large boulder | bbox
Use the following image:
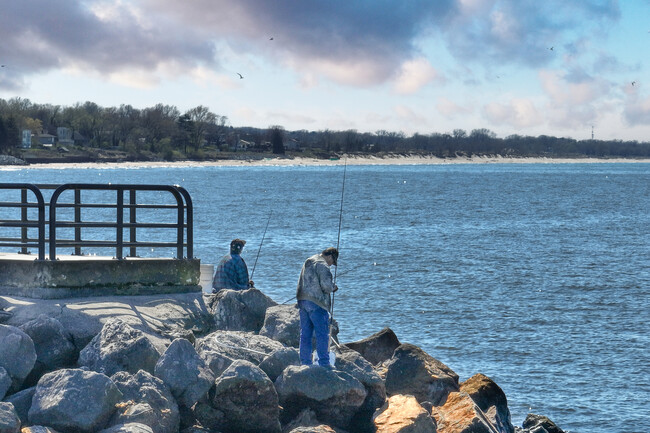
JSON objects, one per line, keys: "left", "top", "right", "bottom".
{"left": 196, "top": 330, "right": 285, "bottom": 374}
{"left": 109, "top": 370, "right": 180, "bottom": 433}
{"left": 210, "top": 360, "right": 281, "bottom": 433}
{"left": 259, "top": 304, "right": 301, "bottom": 347}
{"left": 373, "top": 394, "right": 436, "bottom": 433}
{"left": 0, "top": 402, "right": 21, "bottom": 433}
{"left": 0, "top": 368, "right": 10, "bottom": 401}
{"left": 431, "top": 392, "right": 499, "bottom": 433}
{"left": 334, "top": 348, "right": 386, "bottom": 431}
{"left": 98, "top": 423, "right": 154, "bottom": 433}
{"left": 28, "top": 368, "right": 123, "bottom": 433}
{"left": 78, "top": 318, "right": 161, "bottom": 376}
{"left": 344, "top": 328, "right": 401, "bottom": 366}
{"left": 379, "top": 343, "right": 459, "bottom": 405}
{"left": 207, "top": 288, "right": 277, "bottom": 332}
{"left": 3, "top": 387, "right": 35, "bottom": 425}
{"left": 275, "top": 365, "right": 367, "bottom": 430}
{"left": 258, "top": 347, "right": 300, "bottom": 382}
{"left": 282, "top": 409, "right": 342, "bottom": 433}
{"left": 19, "top": 315, "right": 77, "bottom": 387}
{"left": 154, "top": 338, "right": 215, "bottom": 408}
{"left": 0, "top": 324, "right": 37, "bottom": 392}
{"left": 461, "top": 373, "right": 514, "bottom": 433}
{"left": 520, "top": 414, "right": 565, "bottom": 433}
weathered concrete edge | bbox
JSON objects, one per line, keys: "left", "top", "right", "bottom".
{"left": 0, "top": 258, "right": 201, "bottom": 299}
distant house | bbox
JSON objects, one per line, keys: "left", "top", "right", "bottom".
{"left": 37, "top": 134, "right": 56, "bottom": 147}
{"left": 285, "top": 138, "right": 301, "bottom": 151}
{"left": 235, "top": 139, "right": 253, "bottom": 151}
{"left": 57, "top": 127, "right": 75, "bottom": 146}
{"left": 21, "top": 130, "right": 32, "bottom": 148}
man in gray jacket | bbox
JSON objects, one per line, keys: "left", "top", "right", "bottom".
{"left": 296, "top": 247, "right": 339, "bottom": 366}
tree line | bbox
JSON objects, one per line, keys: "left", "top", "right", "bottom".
{"left": 1, "top": 97, "right": 649, "bottom": 159}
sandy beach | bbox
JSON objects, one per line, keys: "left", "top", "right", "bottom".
{"left": 10, "top": 154, "right": 650, "bottom": 170}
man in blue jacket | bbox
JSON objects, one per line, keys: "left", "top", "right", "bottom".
{"left": 296, "top": 247, "right": 339, "bottom": 366}
{"left": 212, "top": 239, "right": 254, "bottom": 292}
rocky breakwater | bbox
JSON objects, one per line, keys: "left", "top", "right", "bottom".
{"left": 0, "top": 288, "right": 567, "bottom": 433}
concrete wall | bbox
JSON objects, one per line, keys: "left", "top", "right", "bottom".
{"left": 0, "top": 257, "right": 201, "bottom": 299}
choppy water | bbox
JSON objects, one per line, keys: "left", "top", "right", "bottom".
{"left": 3, "top": 162, "right": 649, "bottom": 433}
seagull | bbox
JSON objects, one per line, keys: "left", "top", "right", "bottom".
{"left": 632, "top": 81, "right": 636, "bottom": 86}
{"left": 237, "top": 73, "right": 243, "bottom": 79}
{"left": 269, "top": 37, "right": 274, "bottom": 40}
{"left": 549, "top": 46, "right": 554, "bottom": 51}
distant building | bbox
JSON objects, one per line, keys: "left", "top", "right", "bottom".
{"left": 57, "top": 127, "right": 74, "bottom": 146}
{"left": 21, "top": 130, "right": 31, "bottom": 148}
{"left": 37, "top": 134, "right": 56, "bottom": 147}
{"left": 235, "top": 139, "right": 253, "bottom": 151}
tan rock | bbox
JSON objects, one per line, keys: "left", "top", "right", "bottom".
{"left": 374, "top": 394, "right": 436, "bottom": 433}
{"left": 431, "top": 392, "right": 499, "bottom": 433}
{"left": 460, "top": 373, "right": 513, "bottom": 433}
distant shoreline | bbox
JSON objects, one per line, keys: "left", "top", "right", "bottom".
{"left": 6, "top": 154, "right": 650, "bottom": 169}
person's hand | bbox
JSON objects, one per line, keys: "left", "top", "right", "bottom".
{"left": 248, "top": 280, "right": 255, "bottom": 288}
{"left": 333, "top": 285, "right": 339, "bottom": 293}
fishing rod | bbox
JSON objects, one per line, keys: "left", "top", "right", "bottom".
{"left": 330, "top": 157, "right": 347, "bottom": 337}
{"left": 250, "top": 211, "right": 272, "bottom": 282}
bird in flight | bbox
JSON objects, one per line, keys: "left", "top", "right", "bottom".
{"left": 269, "top": 37, "right": 274, "bottom": 40}
{"left": 632, "top": 81, "right": 636, "bottom": 86}
{"left": 237, "top": 73, "right": 243, "bottom": 79}
{"left": 549, "top": 46, "right": 554, "bottom": 51}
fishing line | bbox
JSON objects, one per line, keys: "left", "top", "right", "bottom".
{"left": 250, "top": 211, "right": 272, "bottom": 281}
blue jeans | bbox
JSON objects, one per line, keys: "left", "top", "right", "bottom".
{"left": 298, "top": 300, "right": 330, "bottom": 366}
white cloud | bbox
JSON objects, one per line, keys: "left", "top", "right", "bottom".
{"left": 394, "top": 58, "right": 443, "bottom": 94}
{"left": 483, "top": 99, "right": 542, "bottom": 128}
{"left": 436, "top": 97, "right": 473, "bottom": 118}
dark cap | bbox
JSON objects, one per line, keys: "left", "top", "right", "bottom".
{"left": 230, "top": 239, "right": 246, "bottom": 253}
{"left": 322, "top": 247, "right": 338, "bottom": 265}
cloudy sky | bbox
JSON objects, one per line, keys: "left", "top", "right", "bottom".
{"left": 1, "top": 0, "right": 648, "bottom": 141}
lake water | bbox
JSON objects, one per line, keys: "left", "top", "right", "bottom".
{"left": 3, "top": 162, "right": 649, "bottom": 433}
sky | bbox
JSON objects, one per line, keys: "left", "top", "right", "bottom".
{"left": 0, "top": 0, "right": 649, "bottom": 141}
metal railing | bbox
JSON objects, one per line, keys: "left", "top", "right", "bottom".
{"left": 0, "top": 183, "right": 193, "bottom": 260}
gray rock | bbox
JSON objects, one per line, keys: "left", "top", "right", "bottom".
{"left": 275, "top": 365, "right": 367, "bottom": 430}
{"left": 197, "top": 330, "right": 285, "bottom": 372}
{"left": 521, "top": 414, "right": 565, "bottom": 433}
{"left": 209, "top": 360, "right": 281, "bottom": 433}
{"left": 3, "top": 387, "right": 35, "bottom": 425}
{"left": 78, "top": 318, "right": 161, "bottom": 376}
{"left": 109, "top": 370, "right": 180, "bottom": 433}
{"left": 283, "top": 408, "right": 348, "bottom": 433}
{"left": 207, "top": 288, "right": 277, "bottom": 332}
{"left": 154, "top": 338, "right": 215, "bottom": 408}
{"left": 191, "top": 402, "right": 225, "bottom": 432}
{"left": 259, "top": 304, "right": 301, "bottom": 347}
{"left": 19, "top": 315, "right": 77, "bottom": 386}
{"left": 0, "top": 402, "right": 20, "bottom": 433}
{"left": 334, "top": 348, "right": 386, "bottom": 432}
{"left": 258, "top": 347, "right": 300, "bottom": 382}
{"left": 379, "top": 343, "right": 459, "bottom": 405}
{"left": 0, "top": 367, "right": 10, "bottom": 401}
{"left": 28, "top": 368, "right": 123, "bottom": 433}
{"left": 343, "top": 327, "right": 401, "bottom": 366}
{"left": 98, "top": 422, "right": 154, "bottom": 433}
{"left": 0, "top": 324, "right": 37, "bottom": 392}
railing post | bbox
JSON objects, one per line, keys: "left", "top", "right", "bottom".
{"left": 20, "top": 189, "right": 28, "bottom": 255}
{"left": 74, "top": 188, "right": 82, "bottom": 255}
{"left": 116, "top": 188, "right": 124, "bottom": 259}
{"left": 129, "top": 189, "right": 137, "bottom": 257}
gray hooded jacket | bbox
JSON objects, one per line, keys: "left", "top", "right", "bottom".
{"left": 296, "top": 253, "right": 335, "bottom": 311}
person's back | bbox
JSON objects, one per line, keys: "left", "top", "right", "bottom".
{"left": 212, "top": 239, "right": 253, "bottom": 292}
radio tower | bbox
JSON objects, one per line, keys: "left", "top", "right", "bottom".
{"left": 591, "top": 125, "right": 594, "bottom": 140}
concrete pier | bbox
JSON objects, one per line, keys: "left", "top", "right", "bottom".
{"left": 0, "top": 252, "right": 202, "bottom": 299}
